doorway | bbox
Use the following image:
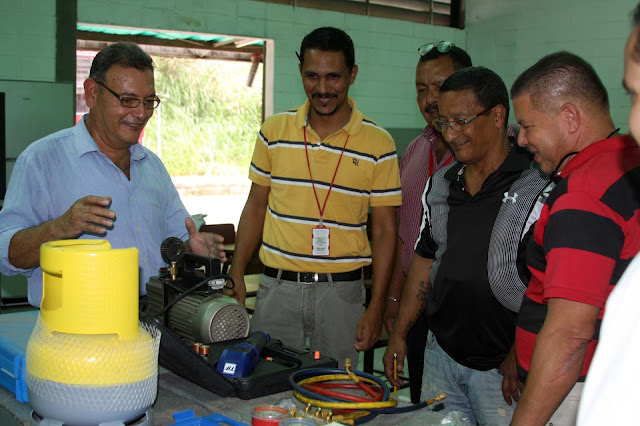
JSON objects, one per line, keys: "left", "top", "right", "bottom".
{"left": 76, "top": 24, "right": 274, "bottom": 228}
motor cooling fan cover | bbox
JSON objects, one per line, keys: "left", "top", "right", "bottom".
{"left": 168, "top": 293, "right": 250, "bottom": 343}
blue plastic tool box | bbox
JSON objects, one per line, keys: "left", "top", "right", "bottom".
{"left": 0, "top": 310, "right": 39, "bottom": 403}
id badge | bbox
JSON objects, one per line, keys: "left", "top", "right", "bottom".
{"left": 312, "top": 226, "right": 330, "bottom": 256}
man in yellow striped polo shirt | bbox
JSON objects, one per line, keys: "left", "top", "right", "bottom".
{"left": 230, "top": 27, "right": 401, "bottom": 367}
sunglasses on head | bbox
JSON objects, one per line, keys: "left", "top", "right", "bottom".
{"left": 418, "top": 41, "right": 455, "bottom": 56}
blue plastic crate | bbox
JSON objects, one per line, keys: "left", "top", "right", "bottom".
{"left": 0, "top": 310, "right": 38, "bottom": 403}
{"left": 170, "top": 409, "right": 248, "bottom": 425}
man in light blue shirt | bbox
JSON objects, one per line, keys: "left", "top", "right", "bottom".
{"left": 0, "top": 42, "right": 226, "bottom": 307}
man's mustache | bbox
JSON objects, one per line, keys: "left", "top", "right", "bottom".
{"left": 312, "top": 93, "right": 338, "bottom": 99}
{"left": 426, "top": 102, "right": 438, "bottom": 113}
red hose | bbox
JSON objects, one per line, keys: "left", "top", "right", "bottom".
{"left": 302, "top": 383, "right": 383, "bottom": 402}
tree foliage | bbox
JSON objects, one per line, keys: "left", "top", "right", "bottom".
{"left": 143, "top": 56, "right": 262, "bottom": 176}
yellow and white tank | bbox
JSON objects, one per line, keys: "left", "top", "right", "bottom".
{"left": 26, "top": 240, "right": 161, "bottom": 425}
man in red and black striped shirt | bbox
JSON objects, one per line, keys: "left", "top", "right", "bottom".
{"left": 510, "top": 52, "right": 640, "bottom": 425}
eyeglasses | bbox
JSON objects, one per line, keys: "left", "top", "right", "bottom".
{"left": 433, "top": 106, "right": 495, "bottom": 133}
{"left": 418, "top": 41, "right": 455, "bottom": 57}
{"left": 94, "top": 80, "right": 161, "bottom": 109}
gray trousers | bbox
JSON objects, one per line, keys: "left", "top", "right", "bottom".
{"left": 250, "top": 272, "right": 364, "bottom": 368}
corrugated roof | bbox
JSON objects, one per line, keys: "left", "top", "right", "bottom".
{"left": 76, "top": 24, "right": 264, "bottom": 46}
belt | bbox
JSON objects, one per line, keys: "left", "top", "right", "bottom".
{"left": 263, "top": 266, "right": 362, "bottom": 283}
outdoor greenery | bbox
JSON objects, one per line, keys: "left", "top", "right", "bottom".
{"left": 143, "top": 56, "right": 263, "bottom": 176}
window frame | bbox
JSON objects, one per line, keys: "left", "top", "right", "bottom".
{"left": 255, "top": 0, "right": 465, "bottom": 28}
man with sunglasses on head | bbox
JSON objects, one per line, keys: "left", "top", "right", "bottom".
{"left": 384, "top": 67, "right": 547, "bottom": 424}
{"left": 383, "top": 41, "right": 518, "bottom": 404}
{"left": 0, "top": 42, "right": 225, "bottom": 307}
{"left": 383, "top": 40, "right": 468, "bottom": 404}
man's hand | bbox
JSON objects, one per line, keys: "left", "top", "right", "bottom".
{"left": 498, "top": 344, "right": 523, "bottom": 405}
{"left": 184, "top": 217, "right": 227, "bottom": 262}
{"left": 54, "top": 196, "right": 115, "bottom": 238}
{"left": 354, "top": 305, "right": 383, "bottom": 352}
{"left": 8, "top": 195, "right": 115, "bottom": 269}
{"left": 229, "top": 275, "right": 247, "bottom": 305}
{"left": 383, "top": 298, "right": 400, "bottom": 334}
{"left": 383, "top": 333, "right": 407, "bottom": 387}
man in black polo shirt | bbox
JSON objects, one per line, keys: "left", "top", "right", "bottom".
{"left": 383, "top": 67, "right": 547, "bottom": 425}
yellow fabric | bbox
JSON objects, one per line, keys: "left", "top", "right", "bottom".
{"left": 249, "top": 98, "right": 401, "bottom": 273}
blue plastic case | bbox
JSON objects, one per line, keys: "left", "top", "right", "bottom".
{"left": 0, "top": 310, "right": 39, "bottom": 403}
{"left": 170, "top": 409, "right": 248, "bottom": 425}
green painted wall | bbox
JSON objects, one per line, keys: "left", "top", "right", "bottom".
{"left": 0, "top": 0, "right": 637, "bottom": 151}
{"left": 466, "top": 0, "right": 637, "bottom": 134}
{"left": 0, "top": 0, "right": 57, "bottom": 81}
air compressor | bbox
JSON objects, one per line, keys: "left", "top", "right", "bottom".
{"left": 144, "top": 237, "right": 250, "bottom": 343}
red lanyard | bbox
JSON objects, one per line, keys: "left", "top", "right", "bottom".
{"left": 428, "top": 145, "right": 454, "bottom": 177}
{"left": 303, "top": 127, "right": 349, "bottom": 224}
{"left": 429, "top": 152, "right": 436, "bottom": 177}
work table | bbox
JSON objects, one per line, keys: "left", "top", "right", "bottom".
{"left": 0, "top": 365, "right": 452, "bottom": 425}
{"left": 0, "top": 311, "right": 450, "bottom": 425}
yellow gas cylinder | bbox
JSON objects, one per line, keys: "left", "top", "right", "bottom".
{"left": 26, "top": 240, "right": 161, "bottom": 425}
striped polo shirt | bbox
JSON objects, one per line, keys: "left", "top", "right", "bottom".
{"left": 516, "top": 135, "right": 640, "bottom": 381}
{"left": 249, "top": 97, "right": 402, "bottom": 273}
